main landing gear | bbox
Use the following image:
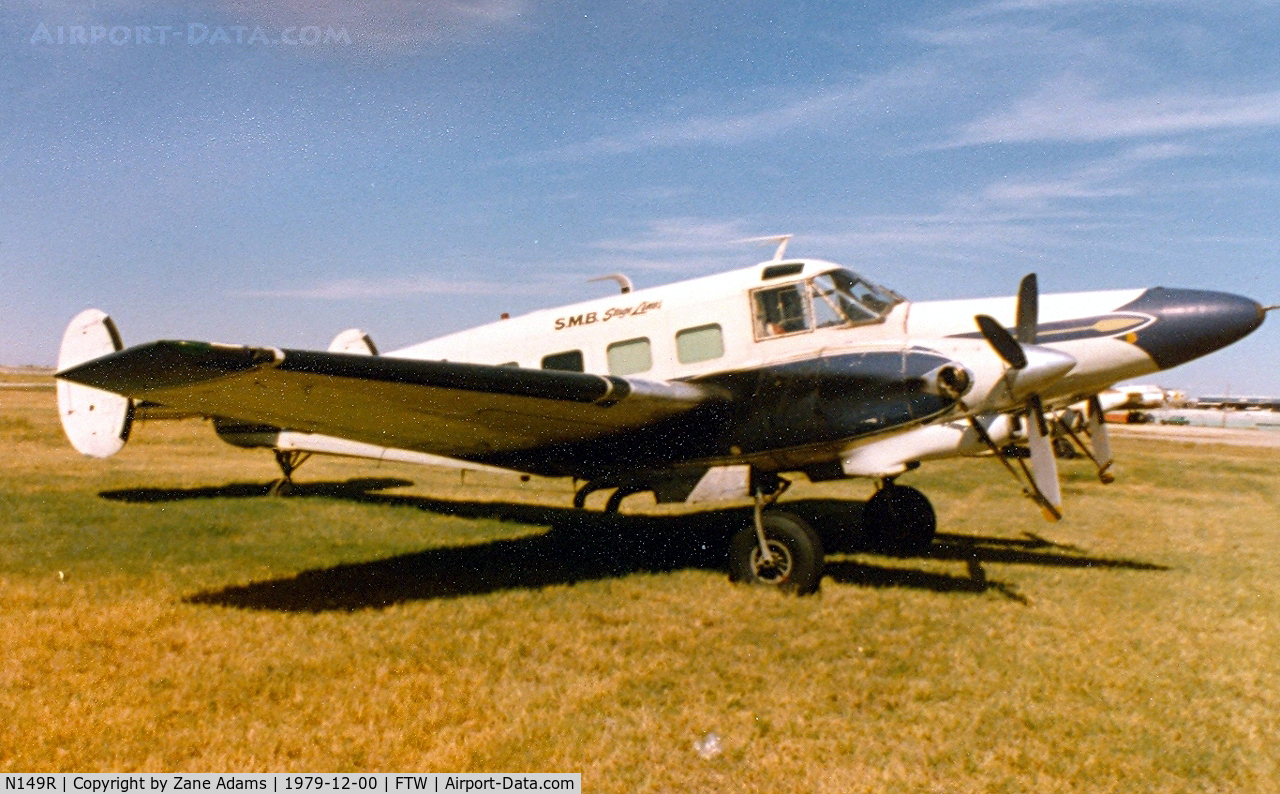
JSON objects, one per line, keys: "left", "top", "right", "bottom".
{"left": 571, "top": 480, "right": 644, "bottom": 513}
{"left": 572, "top": 468, "right": 940, "bottom": 595}
{"left": 725, "top": 473, "right": 939, "bottom": 593}
{"left": 727, "top": 474, "right": 824, "bottom": 595}
{"left": 862, "top": 479, "right": 937, "bottom": 555}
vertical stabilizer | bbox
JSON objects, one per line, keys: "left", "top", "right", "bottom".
{"left": 328, "top": 328, "right": 378, "bottom": 355}
{"left": 56, "top": 309, "right": 133, "bottom": 458}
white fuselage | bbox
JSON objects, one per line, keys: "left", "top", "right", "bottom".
{"left": 391, "top": 259, "right": 1159, "bottom": 410}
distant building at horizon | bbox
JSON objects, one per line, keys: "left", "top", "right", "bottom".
{"left": 1194, "top": 395, "right": 1280, "bottom": 411}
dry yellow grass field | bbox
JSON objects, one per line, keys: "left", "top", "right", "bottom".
{"left": 3, "top": 378, "right": 1279, "bottom": 791}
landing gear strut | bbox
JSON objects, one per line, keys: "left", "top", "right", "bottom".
{"left": 728, "top": 474, "right": 824, "bottom": 595}
{"left": 863, "top": 479, "right": 936, "bottom": 555}
{"left": 572, "top": 481, "right": 642, "bottom": 513}
{"left": 269, "top": 449, "right": 311, "bottom": 496}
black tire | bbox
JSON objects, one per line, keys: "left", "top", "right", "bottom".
{"left": 863, "top": 485, "right": 936, "bottom": 555}
{"left": 728, "top": 512, "right": 824, "bottom": 595}
{"left": 604, "top": 486, "right": 641, "bottom": 513}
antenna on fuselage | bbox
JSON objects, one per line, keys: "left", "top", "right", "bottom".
{"left": 588, "top": 273, "right": 633, "bottom": 294}
{"left": 739, "top": 234, "right": 794, "bottom": 261}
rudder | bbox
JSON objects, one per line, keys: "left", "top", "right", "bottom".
{"left": 56, "top": 309, "right": 133, "bottom": 458}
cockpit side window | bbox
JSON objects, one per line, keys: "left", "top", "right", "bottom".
{"left": 752, "top": 283, "right": 812, "bottom": 339}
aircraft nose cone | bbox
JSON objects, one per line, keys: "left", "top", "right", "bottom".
{"left": 1119, "top": 288, "right": 1265, "bottom": 370}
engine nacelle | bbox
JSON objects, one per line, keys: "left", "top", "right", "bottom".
{"left": 841, "top": 415, "right": 1014, "bottom": 478}
{"left": 212, "top": 417, "right": 283, "bottom": 449}
{"left": 919, "top": 362, "right": 973, "bottom": 401}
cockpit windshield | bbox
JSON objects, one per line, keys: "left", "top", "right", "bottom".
{"left": 809, "top": 269, "right": 901, "bottom": 328}
{"left": 751, "top": 268, "right": 902, "bottom": 339}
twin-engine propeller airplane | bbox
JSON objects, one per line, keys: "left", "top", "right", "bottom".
{"left": 55, "top": 238, "right": 1269, "bottom": 594}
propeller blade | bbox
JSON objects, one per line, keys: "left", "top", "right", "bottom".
{"left": 1026, "top": 395, "right": 1062, "bottom": 520}
{"left": 1086, "top": 395, "right": 1114, "bottom": 480}
{"left": 976, "top": 314, "right": 1027, "bottom": 370}
{"left": 1016, "top": 273, "right": 1038, "bottom": 345}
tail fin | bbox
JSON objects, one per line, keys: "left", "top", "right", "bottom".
{"left": 328, "top": 328, "right": 378, "bottom": 355}
{"left": 56, "top": 309, "right": 133, "bottom": 458}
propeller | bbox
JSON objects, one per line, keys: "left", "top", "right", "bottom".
{"left": 974, "top": 274, "right": 1071, "bottom": 521}
{"left": 1015, "top": 273, "right": 1038, "bottom": 344}
{"left": 975, "top": 315, "right": 1026, "bottom": 370}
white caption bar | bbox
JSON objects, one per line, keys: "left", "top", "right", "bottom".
{"left": 2, "top": 776, "right": 580, "bottom": 794}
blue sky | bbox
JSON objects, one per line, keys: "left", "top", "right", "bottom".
{"left": 3, "top": 0, "right": 1278, "bottom": 395}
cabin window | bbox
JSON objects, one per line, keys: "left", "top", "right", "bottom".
{"left": 751, "top": 283, "right": 811, "bottom": 339}
{"left": 607, "top": 337, "right": 652, "bottom": 375}
{"left": 541, "top": 350, "right": 584, "bottom": 372}
{"left": 676, "top": 324, "right": 724, "bottom": 364}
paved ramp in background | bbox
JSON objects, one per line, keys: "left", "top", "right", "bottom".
{"left": 1110, "top": 423, "right": 1280, "bottom": 448}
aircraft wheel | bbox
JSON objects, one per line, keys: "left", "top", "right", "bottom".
{"left": 729, "top": 512, "right": 823, "bottom": 595}
{"left": 864, "top": 485, "right": 936, "bottom": 555}
{"left": 269, "top": 479, "right": 295, "bottom": 497}
{"left": 604, "top": 486, "right": 642, "bottom": 513}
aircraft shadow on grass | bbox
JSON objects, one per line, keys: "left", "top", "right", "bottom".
{"left": 101, "top": 478, "right": 1167, "bottom": 612}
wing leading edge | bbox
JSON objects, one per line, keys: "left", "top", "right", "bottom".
{"left": 56, "top": 340, "right": 724, "bottom": 459}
